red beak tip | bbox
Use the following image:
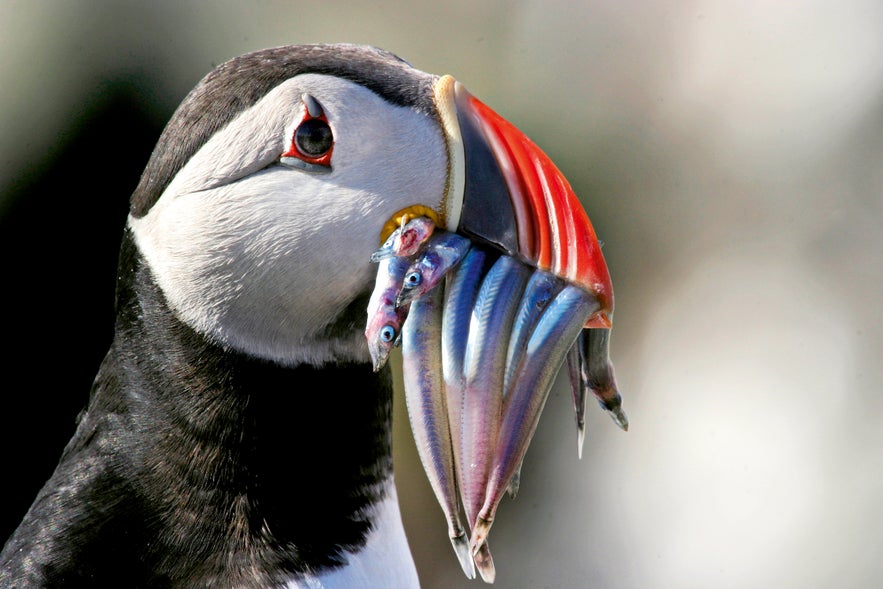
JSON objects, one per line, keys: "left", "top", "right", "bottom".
{"left": 443, "top": 77, "right": 615, "bottom": 318}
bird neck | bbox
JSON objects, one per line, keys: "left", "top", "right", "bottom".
{"left": 64, "top": 232, "right": 397, "bottom": 586}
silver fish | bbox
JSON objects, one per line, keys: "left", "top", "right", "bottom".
{"left": 566, "top": 342, "right": 588, "bottom": 458}
{"left": 442, "top": 248, "right": 529, "bottom": 583}
{"left": 573, "top": 328, "right": 628, "bottom": 435}
{"left": 459, "top": 255, "right": 530, "bottom": 581}
{"left": 501, "top": 271, "right": 563, "bottom": 498}
{"left": 440, "top": 247, "right": 498, "bottom": 582}
{"left": 376, "top": 241, "right": 618, "bottom": 581}
{"left": 369, "top": 216, "right": 435, "bottom": 262}
{"left": 567, "top": 327, "right": 628, "bottom": 459}
{"left": 441, "top": 248, "right": 488, "bottom": 489}
{"left": 471, "top": 284, "right": 600, "bottom": 556}
{"left": 365, "top": 219, "right": 436, "bottom": 371}
{"left": 503, "top": 271, "right": 565, "bottom": 397}
{"left": 400, "top": 286, "right": 475, "bottom": 579}
{"left": 365, "top": 253, "right": 411, "bottom": 372}
{"left": 396, "top": 232, "right": 471, "bottom": 307}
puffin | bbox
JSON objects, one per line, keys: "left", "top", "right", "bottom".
{"left": 0, "top": 44, "right": 612, "bottom": 588}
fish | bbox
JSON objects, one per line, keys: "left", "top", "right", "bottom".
{"left": 566, "top": 342, "right": 588, "bottom": 458}
{"left": 458, "top": 256, "right": 530, "bottom": 581}
{"left": 396, "top": 231, "right": 472, "bottom": 307}
{"left": 573, "top": 328, "right": 628, "bottom": 435}
{"left": 439, "top": 247, "right": 498, "bottom": 582}
{"left": 441, "top": 248, "right": 489, "bottom": 488}
{"left": 365, "top": 253, "right": 411, "bottom": 372}
{"left": 400, "top": 285, "right": 475, "bottom": 579}
{"left": 471, "top": 284, "right": 601, "bottom": 557}
{"left": 368, "top": 235, "right": 625, "bottom": 581}
{"left": 567, "top": 326, "right": 628, "bottom": 458}
{"left": 503, "top": 271, "right": 565, "bottom": 397}
{"left": 365, "top": 218, "right": 436, "bottom": 371}
{"left": 501, "top": 270, "right": 563, "bottom": 498}
{"left": 369, "top": 215, "right": 435, "bottom": 262}
{"left": 438, "top": 248, "right": 491, "bottom": 573}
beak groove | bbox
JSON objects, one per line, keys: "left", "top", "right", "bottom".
{"left": 434, "top": 76, "right": 614, "bottom": 326}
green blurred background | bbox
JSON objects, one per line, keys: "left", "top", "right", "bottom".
{"left": 1, "top": 1, "right": 880, "bottom": 587}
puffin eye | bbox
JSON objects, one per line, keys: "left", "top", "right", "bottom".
{"left": 404, "top": 272, "right": 422, "bottom": 288}
{"left": 280, "top": 94, "right": 334, "bottom": 173}
{"left": 379, "top": 325, "right": 396, "bottom": 343}
{"left": 295, "top": 119, "right": 333, "bottom": 157}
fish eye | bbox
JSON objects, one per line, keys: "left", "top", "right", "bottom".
{"left": 404, "top": 271, "right": 422, "bottom": 288}
{"left": 379, "top": 325, "right": 396, "bottom": 343}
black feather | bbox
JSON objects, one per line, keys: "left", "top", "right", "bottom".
{"left": 129, "top": 44, "right": 438, "bottom": 218}
{"left": 1, "top": 231, "right": 395, "bottom": 588}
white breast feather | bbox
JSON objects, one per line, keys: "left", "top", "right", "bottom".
{"left": 288, "top": 481, "right": 420, "bottom": 589}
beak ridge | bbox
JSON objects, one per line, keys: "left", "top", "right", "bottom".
{"left": 436, "top": 77, "right": 614, "bottom": 326}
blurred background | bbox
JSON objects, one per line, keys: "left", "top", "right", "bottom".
{"left": 1, "top": 1, "right": 880, "bottom": 587}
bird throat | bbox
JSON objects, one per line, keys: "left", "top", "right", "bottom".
{"left": 78, "top": 232, "right": 398, "bottom": 584}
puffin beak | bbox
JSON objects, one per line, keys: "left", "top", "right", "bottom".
{"left": 381, "top": 76, "right": 616, "bottom": 581}
{"left": 434, "top": 76, "right": 613, "bottom": 327}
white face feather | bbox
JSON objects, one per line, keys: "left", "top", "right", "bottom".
{"left": 129, "top": 74, "right": 447, "bottom": 366}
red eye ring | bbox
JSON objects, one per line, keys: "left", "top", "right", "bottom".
{"left": 281, "top": 95, "right": 334, "bottom": 172}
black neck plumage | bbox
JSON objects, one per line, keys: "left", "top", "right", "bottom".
{"left": 1, "top": 230, "right": 393, "bottom": 588}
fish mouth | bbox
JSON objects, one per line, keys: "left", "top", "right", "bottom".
{"left": 433, "top": 75, "right": 613, "bottom": 328}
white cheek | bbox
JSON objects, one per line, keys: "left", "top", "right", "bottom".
{"left": 131, "top": 172, "right": 373, "bottom": 365}
{"left": 130, "top": 75, "right": 447, "bottom": 367}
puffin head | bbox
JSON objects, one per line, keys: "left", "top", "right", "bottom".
{"left": 128, "top": 44, "right": 611, "bottom": 368}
